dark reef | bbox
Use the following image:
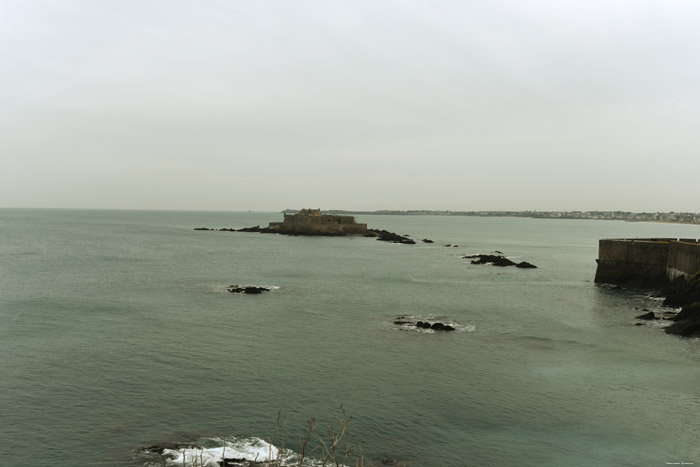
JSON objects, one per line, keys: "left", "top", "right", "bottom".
{"left": 194, "top": 226, "right": 417, "bottom": 243}
{"left": 368, "top": 229, "right": 415, "bottom": 244}
{"left": 227, "top": 285, "right": 270, "bottom": 294}
{"left": 464, "top": 254, "right": 537, "bottom": 269}
{"left": 393, "top": 317, "right": 456, "bottom": 331}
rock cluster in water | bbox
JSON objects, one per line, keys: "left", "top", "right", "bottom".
{"left": 195, "top": 226, "right": 416, "bottom": 243}
{"left": 227, "top": 285, "right": 270, "bottom": 294}
{"left": 464, "top": 254, "right": 537, "bottom": 269}
{"left": 393, "top": 317, "right": 456, "bottom": 331}
{"left": 367, "top": 229, "right": 415, "bottom": 244}
{"left": 624, "top": 273, "right": 700, "bottom": 337}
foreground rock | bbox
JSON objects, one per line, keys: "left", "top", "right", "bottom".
{"left": 464, "top": 254, "right": 537, "bottom": 269}
{"left": 227, "top": 285, "right": 270, "bottom": 294}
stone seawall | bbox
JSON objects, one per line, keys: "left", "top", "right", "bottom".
{"left": 267, "top": 221, "right": 369, "bottom": 235}
{"left": 667, "top": 241, "right": 700, "bottom": 280}
{"left": 595, "top": 239, "right": 700, "bottom": 287}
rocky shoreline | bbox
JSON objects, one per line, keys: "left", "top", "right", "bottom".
{"left": 657, "top": 273, "right": 700, "bottom": 337}
{"left": 614, "top": 273, "right": 700, "bottom": 338}
{"left": 195, "top": 226, "right": 416, "bottom": 244}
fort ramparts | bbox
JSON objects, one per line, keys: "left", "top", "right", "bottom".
{"left": 594, "top": 238, "right": 700, "bottom": 287}
{"left": 267, "top": 208, "right": 370, "bottom": 235}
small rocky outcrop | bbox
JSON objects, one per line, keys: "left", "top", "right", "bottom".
{"left": 394, "top": 317, "right": 455, "bottom": 331}
{"left": 635, "top": 311, "right": 657, "bottom": 320}
{"left": 227, "top": 285, "right": 270, "bottom": 294}
{"left": 430, "top": 322, "right": 455, "bottom": 331}
{"left": 369, "top": 229, "right": 416, "bottom": 244}
{"left": 464, "top": 254, "right": 537, "bottom": 269}
{"left": 235, "top": 225, "right": 267, "bottom": 233}
{"left": 422, "top": 238, "right": 434, "bottom": 243}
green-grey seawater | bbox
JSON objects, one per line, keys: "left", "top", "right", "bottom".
{"left": 2, "top": 209, "right": 699, "bottom": 466}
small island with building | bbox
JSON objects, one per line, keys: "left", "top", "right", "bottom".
{"left": 267, "top": 208, "right": 371, "bottom": 236}
{"left": 196, "top": 209, "right": 416, "bottom": 244}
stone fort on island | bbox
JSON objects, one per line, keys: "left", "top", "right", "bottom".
{"left": 267, "top": 209, "right": 370, "bottom": 235}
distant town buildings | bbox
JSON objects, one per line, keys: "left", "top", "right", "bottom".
{"left": 304, "top": 210, "right": 700, "bottom": 225}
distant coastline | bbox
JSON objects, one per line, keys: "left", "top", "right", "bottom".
{"left": 288, "top": 210, "right": 700, "bottom": 225}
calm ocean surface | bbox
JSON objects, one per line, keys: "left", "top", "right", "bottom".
{"left": 2, "top": 209, "right": 700, "bottom": 467}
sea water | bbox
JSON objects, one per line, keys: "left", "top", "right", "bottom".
{"left": 1, "top": 209, "right": 699, "bottom": 467}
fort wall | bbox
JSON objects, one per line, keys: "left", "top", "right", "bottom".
{"left": 667, "top": 241, "right": 700, "bottom": 280}
{"left": 595, "top": 239, "right": 700, "bottom": 286}
{"left": 267, "top": 210, "right": 369, "bottom": 235}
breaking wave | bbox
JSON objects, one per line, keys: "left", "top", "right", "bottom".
{"left": 137, "top": 436, "right": 325, "bottom": 467}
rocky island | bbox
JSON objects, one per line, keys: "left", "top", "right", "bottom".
{"left": 197, "top": 209, "right": 415, "bottom": 244}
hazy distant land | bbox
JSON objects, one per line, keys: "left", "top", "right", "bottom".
{"left": 283, "top": 210, "right": 700, "bottom": 225}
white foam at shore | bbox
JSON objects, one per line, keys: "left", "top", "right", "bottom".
{"left": 144, "top": 436, "right": 324, "bottom": 467}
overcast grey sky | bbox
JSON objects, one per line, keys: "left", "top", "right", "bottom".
{"left": 2, "top": 0, "right": 699, "bottom": 212}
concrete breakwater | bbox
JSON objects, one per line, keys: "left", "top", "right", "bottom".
{"left": 594, "top": 238, "right": 700, "bottom": 287}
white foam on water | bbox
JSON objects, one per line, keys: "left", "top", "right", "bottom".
{"left": 146, "top": 436, "right": 323, "bottom": 467}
